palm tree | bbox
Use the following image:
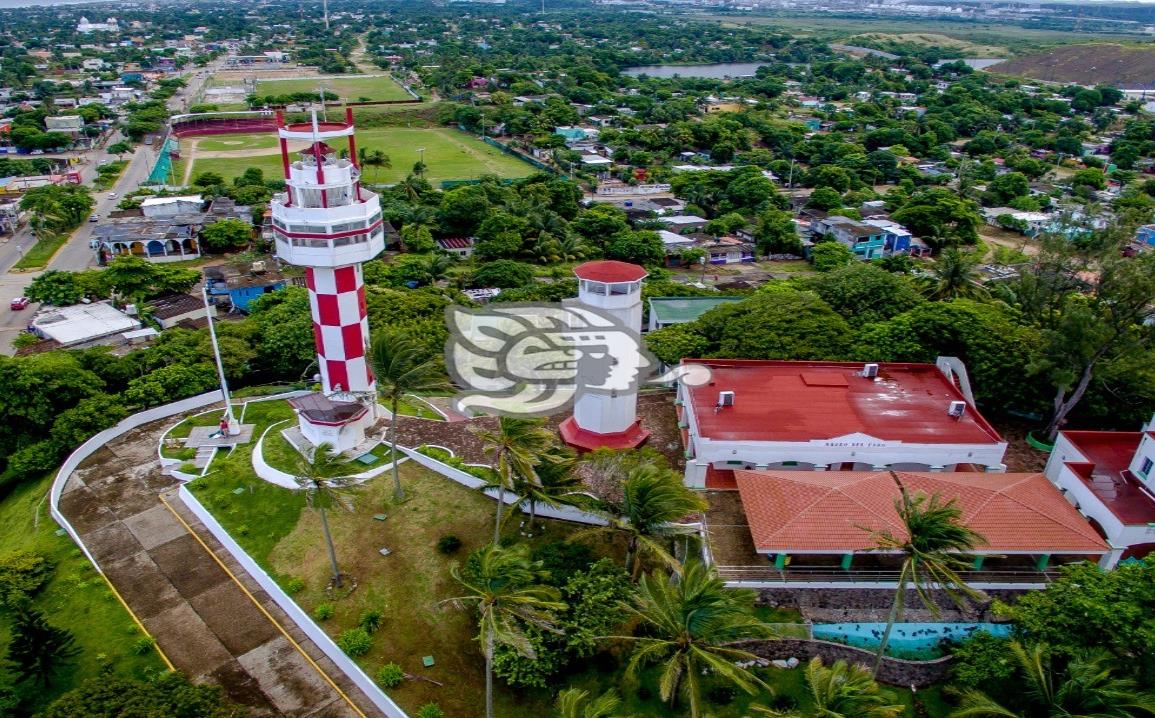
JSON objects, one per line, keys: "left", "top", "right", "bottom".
{"left": 358, "top": 148, "right": 391, "bottom": 183}
{"left": 573, "top": 464, "right": 708, "bottom": 580}
{"left": 470, "top": 417, "right": 556, "bottom": 545}
{"left": 867, "top": 483, "right": 987, "bottom": 676}
{"left": 617, "top": 561, "right": 775, "bottom": 718}
{"left": 442, "top": 544, "right": 565, "bottom": 718}
{"left": 367, "top": 328, "right": 449, "bottom": 502}
{"left": 754, "top": 657, "right": 904, "bottom": 718}
{"left": 951, "top": 643, "right": 1155, "bottom": 717}
{"left": 922, "top": 248, "right": 989, "bottom": 301}
{"left": 293, "top": 442, "right": 355, "bottom": 588}
{"left": 511, "top": 449, "right": 583, "bottom": 532}
{"left": 556, "top": 688, "right": 622, "bottom": 718}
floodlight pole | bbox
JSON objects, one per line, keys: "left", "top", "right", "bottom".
{"left": 203, "top": 284, "right": 240, "bottom": 435}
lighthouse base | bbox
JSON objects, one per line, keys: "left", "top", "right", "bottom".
{"left": 559, "top": 416, "right": 650, "bottom": 452}
{"left": 288, "top": 393, "right": 372, "bottom": 455}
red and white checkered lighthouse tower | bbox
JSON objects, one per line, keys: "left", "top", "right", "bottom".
{"left": 272, "top": 108, "right": 386, "bottom": 453}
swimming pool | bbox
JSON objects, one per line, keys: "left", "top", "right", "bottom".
{"left": 810, "top": 622, "right": 1012, "bottom": 660}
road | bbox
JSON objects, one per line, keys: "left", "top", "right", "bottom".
{"left": 0, "top": 63, "right": 217, "bottom": 354}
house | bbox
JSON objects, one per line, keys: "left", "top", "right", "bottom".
{"left": 701, "top": 236, "right": 755, "bottom": 265}
{"left": 580, "top": 154, "right": 612, "bottom": 168}
{"left": 658, "top": 215, "right": 708, "bottom": 234}
{"left": 1134, "top": 224, "right": 1155, "bottom": 248}
{"left": 45, "top": 115, "right": 85, "bottom": 136}
{"left": 676, "top": 358, "right": 1008, "bottom": 487}
{"left": 647, "top": 296, "right": 745, "bottom": 331}
{"left": 658, "top": 229, "right": 695, "bottom": 263}
{"left": 204, "top": 261, "right": 292, "bottom": 313}
{"left": 983, "top": 207, "right": 1050, "bottom": 237}
{"left": 148, "top": 293, "right": 214, "bottom": 329}
{"left": 140, "top": 195, "right": 204, "bottom": 218}
{"left": 30, "top": 301, "right": 139, "bottom": 347}
{"left": 811, "top": 216, "right": 886, "bottom": 259}
{"left": 862, "top": 218, "right": 914, "bottom": 255}
{"left": 94, "top": 216, "right": 202, "bottom": 264}
{"left": 1045, "top": 418, "right": 1155, "bottom": 569}
{"left": 436, "top": 236, "right": 474, "bottom": 257}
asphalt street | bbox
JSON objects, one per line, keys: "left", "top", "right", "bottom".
{"left": 0, "top": 65, "right": 215, "bottom": 354}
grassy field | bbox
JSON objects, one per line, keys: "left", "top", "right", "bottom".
{"left": 0, "top": 473, "right": 166, "bottom": 712}
{"left": 188, "top": 127, "right": 534, "bottom": 186}
{"left": 847, "top": 32, "right": 1008, "bottom": 56}
{"left": 196, "top": 134, "right": 280, "bottom": 152}
{"left": 12, "top": 229, "right": 70, "bottom": 270}
{"left": 256, "top": 75, "right": 411, "bottom": 102}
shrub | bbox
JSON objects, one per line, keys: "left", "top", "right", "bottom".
{"left": 0, "top": 551, "right": 56, "bottom": 606}
{"left": 132, "top": 637, "right": 155, "bottom": 655}
{"left": 706, "top": 685, "right": 737, "bottom": 705}
{"left": 337, "top": 628, "right": 373, "bottom": 657}
{"left": 313, "top": 603, "right": 335, "bottom": 621}
{"left": 416, "top": 703, "right": 444, "bottom": 718}
{"left": 284, "top": 577, "right": 305, "bottom": 594}
{"left": 768, "top": 694, "right": 798, "bottom": 711}
{"left": 436, "top": 535, "right": 462, "bottom": 555}
{"left": 359, "top": 609, "right": 383, "bottom": 634}
{"left": 531, "top": 541, "right": 594, "bottom": 583}
{"left": 376, "top": 662, "right": 405, "bottom": 688}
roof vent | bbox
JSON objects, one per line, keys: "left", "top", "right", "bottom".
{"left": 715, "top": 390, "right": 735, "bottom": 412}
{"left": 862, "top": 363, "right": 879, "bottom": 378}
{"left": 948, "top": 400, "right": 967, "bottom": 419}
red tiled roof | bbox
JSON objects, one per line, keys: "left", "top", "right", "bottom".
{"left": 573, "top": 260, "right": 647, "bottom": 283}
{"left": 734, "top": 470, "right": 1107, "bottom": 554}
{"left": 436, "top": 237, "right": 474, "bottom": 250}
{"left": 684, "top": 359, "right": 1004, "bottom": 445}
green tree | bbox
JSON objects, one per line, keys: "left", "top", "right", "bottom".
{"left": 806, "top": 263, "right": 922, "bottom": 326}
{"left": 921, "top": 248, "right": 988, "bottom": 300}
{"left": 951, "top": 643, "right": 1155, "bottom": 718}
{"left": 755, "top": 208, "right": 801, "bottom": 255}
{"left": 891, "top": 188, "right": 981, "bottom": 248}
{"left": 24, "top": 270, "right": 82, "bottom": 306}
{"left": 511, "top": 449, "right": 582, "bottom": 530}
{"left": 471, "top": 417, "right": 557, "bottom": 545}
{"left": 200, "top": 218, "right": 252, "bottom": 251}
{"left": 293, "top": 442, "right": 355, "bottom": 588}
{"left": 617, "top": 561, "right": 773, "bottom": 718}
{"left": 606, "top": 230, "right": 664, "bottom": 266}
{"left": 867, "top": 486, "right": 986, "bottom": 675}
{"left": 367, "top": 328, "right": 448, "bottom": 501}
{"left": 5, "top": 606, "right": 80, "bottom": 687}
{"left": 574, "top": 464, "right": 707, "bottom": 580}
{"left": 806, "top": 187, "right": 844, "bottom": 211}
{"left": 754, "top": 657, "right": 903, "bottom": 718}
{"left": 471, "top": 260, "right": 536, "bottom": 289}
{"left": 400, "top": 223, "right": 437, "bottom": 254}
{"left": 985, "top": 172, "right": 1030, "bottom": 205}
{"left": 811, "top": 242, "right": 854, "bottom": 272}
{"left": 357, "top": 148, "right": 390, "bottom": 183}
{"left": 41, "top": 673, "right": 245, "bottom": 718}
{"left": 106, "top": 141, "right": 132, "bottom": 160}
{"left": 443, "top": 544, "right": 564, "bottom": 718}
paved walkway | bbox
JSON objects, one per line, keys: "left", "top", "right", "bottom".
{"left": 57, "top": 416, "right": 383, "bottom": 717}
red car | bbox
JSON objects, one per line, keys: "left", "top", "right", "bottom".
{"left": 10, "top": 297, "right": 29, "bottom": 310}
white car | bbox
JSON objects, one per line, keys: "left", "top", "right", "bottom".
{"left": 108, "top": 192, "right": 118, "bottom": 199}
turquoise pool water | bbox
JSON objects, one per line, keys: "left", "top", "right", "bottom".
{"left": 811, "top": 622, "right": 1012, "bottom": 659}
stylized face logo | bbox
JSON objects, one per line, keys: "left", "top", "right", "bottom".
{"left": 445, "top": 303, "right": 663, "bottom": 417}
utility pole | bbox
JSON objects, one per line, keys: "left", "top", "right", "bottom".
{"left": 323, "top": 0, "right": 330, "bottom": 31}
{"left": 202, "top": 285, "right": 240, "bottom": 436}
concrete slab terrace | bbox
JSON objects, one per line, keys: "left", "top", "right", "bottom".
{"left": 56, "top": 414, "right": 379, "bottom": 717}
{"left": 185, "top": 424, "right": 256, "bottom": 448}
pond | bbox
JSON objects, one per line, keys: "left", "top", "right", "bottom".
{"left": 623, "top": 62, "right": 770, "bottom": 79}
{"left": 811, "top": 622, "right": 1013, "bottom": 660}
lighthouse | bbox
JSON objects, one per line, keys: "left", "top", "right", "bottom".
{"left": 559, "top": 260, "right": 651, "bottom": 451}
{"left": 272, "top": 108, "right": 386, "bottom": 453}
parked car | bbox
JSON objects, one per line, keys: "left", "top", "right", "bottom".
{"left": 108, "top": 192, "right": 118, "bottom": 199}
{"left": 10, "top": 297, "right": 29, "bottom": 310}
{"left": 89, "top": 214, "right": 99, "bottom": 222}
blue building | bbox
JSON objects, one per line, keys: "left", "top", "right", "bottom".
{"left": 203, "top": 262, "right": 294, "bottom": 313}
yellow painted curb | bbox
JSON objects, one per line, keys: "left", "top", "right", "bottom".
{"left": 99, "top": 570, "right": 176, "bottom": 672}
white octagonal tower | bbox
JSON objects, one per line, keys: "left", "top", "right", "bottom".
{"left": 559, "top": 260, "right": 651, "bottom": 451}
{"left": 272, "top": 108, "right": 386, "bottom": 453}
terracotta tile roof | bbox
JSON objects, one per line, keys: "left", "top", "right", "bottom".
{"left": 734, "top": 470, "right": 1107, "bottom": 554}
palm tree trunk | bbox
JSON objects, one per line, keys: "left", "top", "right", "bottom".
{"left": 493, "top": 485, "right": 504, "bottom": 546}
{"left": 318, "top": 508, "right": 342, "bottom": 588}
{"left": 390, "top": 397, "right": 404, "bottom": 501}
{"left": 627, "top": 535, "right": 640, "bottom": 581}
{"left": 485, "top": 630, "right": 495, "bottom": 718}
{"left": 873, "top": 566, "right": 908, "bottom": 677}
{"left": 529, "top": 499, "right": 537, "bottom": 530}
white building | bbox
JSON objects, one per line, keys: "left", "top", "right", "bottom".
{"left": 31, "top": 301, "right": 138, "bottom": 347}
{"left": 676, "top": 358, "right": 1008, "bottom": 488}
{"left": 77, "top": 16, "right": 119, "bottom": 33}
{"left": 141, "top": 195, "right": 204, "bottom": 218}
{"left": 1044, "top": 418, "right": 1155, "bottom": 569}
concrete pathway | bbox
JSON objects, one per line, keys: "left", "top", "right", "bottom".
{"left": 57, "top": 416, "right": 383, "bottom": 717}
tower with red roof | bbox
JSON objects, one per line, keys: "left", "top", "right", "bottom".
{"left": 272, "top": 109, "right": 385, "bottom": 452}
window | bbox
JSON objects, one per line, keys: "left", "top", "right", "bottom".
{"left": 1141, "top": 457, "right": 1153, "bottom": 477}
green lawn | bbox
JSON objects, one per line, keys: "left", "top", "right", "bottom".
{"left": 12, "top": 229, "right": 71, "bottom": 270}
{"left": 196, "top": 134, "right": 280, "bottom": 152}
{"left": 189, "top": 127, "right": 534, "bottom": 186}
{"left": 0, "top": 474, "right": 166, "bottom": 712}
{"left": 256, "top": 75, "right": 412, "bottom": 102}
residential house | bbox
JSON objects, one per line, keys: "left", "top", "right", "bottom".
{"left": 658, "top": 215, "right": 708, "bottom": 234}
{"left": 204, "top": 261, "right": 293, "bottom": 313}
{"left": 148, "top": 293, "right": 214, "bottom": 329}
{"left": 647, "top": 296, "right": 745, "bottom": 331}
{"left": 436, "top": 236, "right": 474, "bottom": 257}
{"left": 811, "top": 215, "right": 886, "bottom": 259}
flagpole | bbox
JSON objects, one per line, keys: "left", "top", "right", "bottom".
{"left": 203, "top": 284, "right": 239, "bottom": 435}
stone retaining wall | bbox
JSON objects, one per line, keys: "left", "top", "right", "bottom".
{"left": 756, "top": 587, "right": 1026, "bottom": 622}
{"left": 732, "top": 639, "right": 953, "bottom": 688}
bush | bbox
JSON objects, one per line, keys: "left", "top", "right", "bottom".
{"left": 469, "top": 259, "right": 536, "bottom": 289}
{"left": 706, "top": 685, "right": 737, "bottom": 705}
{"left": 5, "top": 441, "right": 64, "bottom": 484}
{"left": 284, "top": 577, "right": 305, "bottom": 594}
{"left": 950, "top": 631, "right": 1017, "bottom": 690}
{"left": 768, "top": 694, "right": 798, "bottom": 711}
{"left": 531, "top": 541, "right": 594, "bottom": 583}
{"left": 376, "top": 662, "right": 405, "bottom": 688}
{"left": 416, "top": 703, "right": 444, "bottom": 718}
{"left": 0, "top": 551, "right": 56, "bottom": 606}
{"left": 436, "top": 535, "right": 462, "bottom": 555}
{"left": 359, "top": 609, "right": 383, "bottom": 634}
{"left": 313, "top": 603, "right": 334, "bottom": 621}
{"left": 132, "top": 637, "right": 155, "bottom": 655}
{"left": 337, "top": 628, "right": 373, "bottom": 657}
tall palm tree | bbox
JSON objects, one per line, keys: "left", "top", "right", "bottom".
{"left": 922, "top": 248, "right": 989, "bottom": 301}
{"left": 616, "top": 561, "right": 774, "bottom": 718}
{"left": 293, "top": 441, "right": 355, "bottom": 588}
{"left": 367, "top": 328, "right": 449, "bottom": 502}
{"left": 951, "top": 642, "right": 1155, "bottom": 718}
{"left": 511, "top": 449, "right": 582, "bottom": 532}
{"left": 358, "top": 148, "right": 391, "bottom": 183}
{"left": 754, "top": 657, "right": 904, "bottom": 718}
{"left": 867, "top": 483, "right": 987, "bottom": 676}
{"left": 573, "top": 464, "right": 708, "bottom": 580}
{"left": 470, "top": 416, "right": 556, "bottom": 545}
{"left": 442, "top": 544, "right": 565, "bottom": 718}
{"left": 556, "top": 688, "right": 622, "bottom": 718}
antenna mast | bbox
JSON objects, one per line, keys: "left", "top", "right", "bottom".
{"left": 323, "top": 0, "right": 330, "bottom": 30}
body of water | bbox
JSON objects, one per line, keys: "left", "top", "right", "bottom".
{"left": 622, "top": 62, "right": 769, "bottom": 79}
{"left": 811, "top": 622, "right": 1012, "bottom": 660}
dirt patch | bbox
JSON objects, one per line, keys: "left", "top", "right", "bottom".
{"left": 991, "top": 43, "right": 1155, "bottom": 87}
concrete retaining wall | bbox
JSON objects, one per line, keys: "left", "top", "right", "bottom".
{"left": 755, "top": 587, "right": 1024, "bottom": 621}
{"left": 179, "top": 485, "right": 408, "bottom": 717}
{"left": 732, "top": 639, "right": 953, "bottom": 687}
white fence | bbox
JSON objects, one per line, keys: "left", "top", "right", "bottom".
{"left": 179, "top": 485, "right": 407, "bottom": 718}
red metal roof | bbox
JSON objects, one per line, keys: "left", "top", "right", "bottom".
{"left": 572, "top": 260, "right": 647, "bottom": 283}
{"left": 1062, "top": 431, "right": 1155, "bottom": 526}
{"left": 436, "top": 237, "right": 474, "bottom": 250}
{"left": 683, "top": 359, "right": 1004, "bottom": 445}
{"left": 734, "top": 470, "right": 1107, "bottom": 554}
